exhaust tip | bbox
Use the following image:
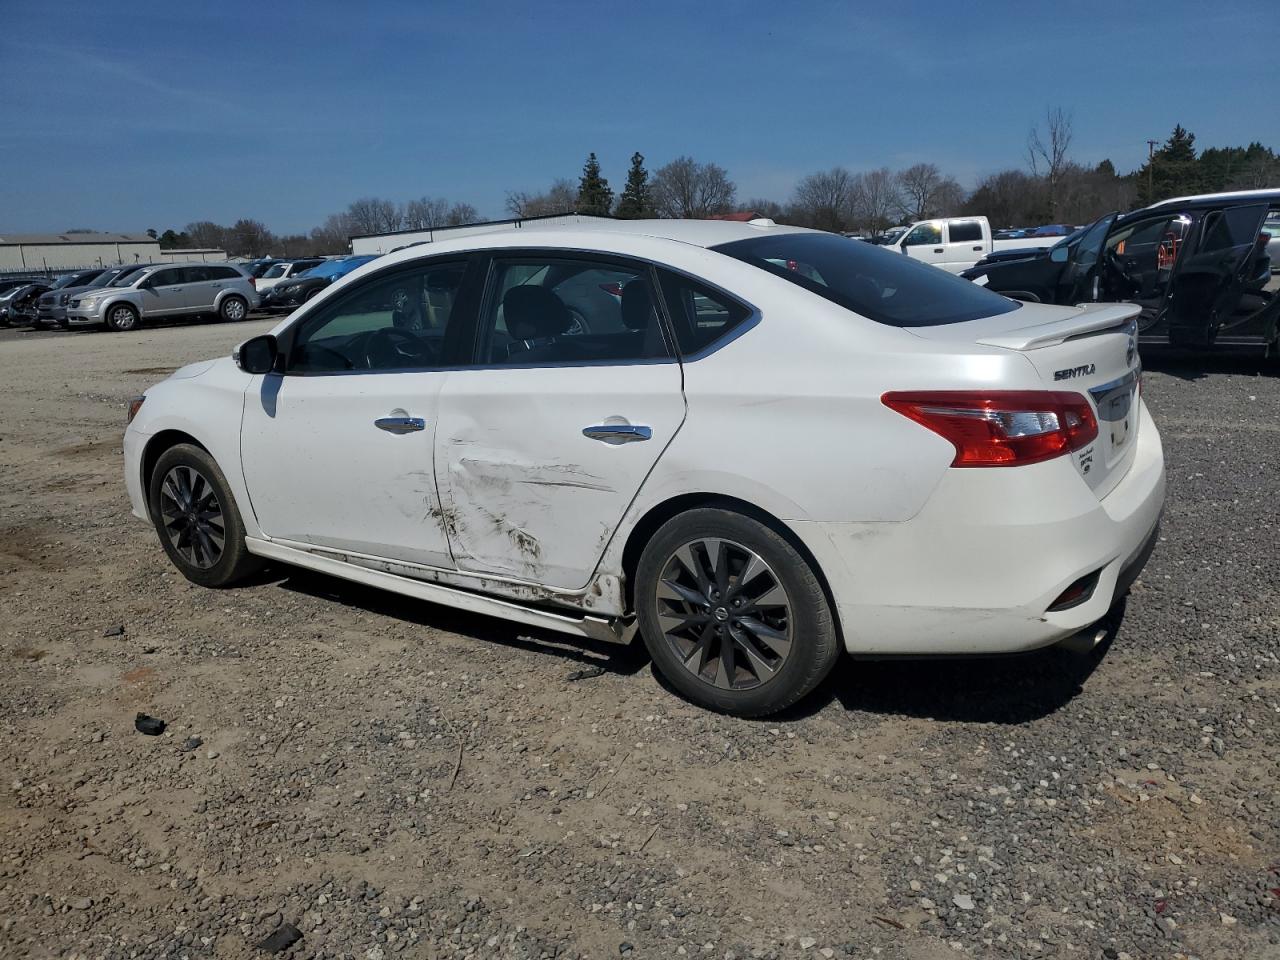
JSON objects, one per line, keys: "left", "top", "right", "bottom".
{"left": 1056, "top": 625, "right": 1109, "bottom": 655}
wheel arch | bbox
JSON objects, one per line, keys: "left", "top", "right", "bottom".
{"left": 617, "top": 492, "right": 844, "bottom": 646}
{"left": 140, "top": 429, "right": 211, "bottom": 517}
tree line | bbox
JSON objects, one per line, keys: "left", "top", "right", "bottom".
{"left": 150, "top": 114, "right": 1278, "bottom": 258}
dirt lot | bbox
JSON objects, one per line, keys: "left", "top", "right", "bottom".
{"left": 1, "top": 320, "right": 1277, "bottom": 960}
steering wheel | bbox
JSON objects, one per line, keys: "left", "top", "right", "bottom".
{"left": 364, "top": 327, "right": 433, "bottom": 368}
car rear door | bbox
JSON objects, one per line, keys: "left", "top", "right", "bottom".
{"left": 942, "top": 219, "right": 986, "bottom": 272}
{"left": 140, "top": 267, "right": 192, "bottom": 315}
{"left": 1166, "top": 203, "right": 1269, "bottom": 349}
{"left": 432, "top": 251, "right": 685, "bottom": 590}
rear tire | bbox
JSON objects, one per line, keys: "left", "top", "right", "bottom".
{"left": 105, "top": 303, "right": 139, "bottom": 332}
{"left": 148, "top": 443, "right": 263, "bottom": 588}
{"left": 219, "top": 295, "right": 248, "bottom": 322}
{"left": 635, "top": 508, "right": 840, "bottom": 717}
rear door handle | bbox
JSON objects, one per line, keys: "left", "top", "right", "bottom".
{"left": 375, "top": 416, "right": 425, "bottom": 434}
{"left": 583, "top": 424, "right": 652, "bottom": 444}
{"left": 932, "top": 248, "right": 944, "bottom": 253}
{"left": 973, "top": 246, "right": 983, "bottom": 251}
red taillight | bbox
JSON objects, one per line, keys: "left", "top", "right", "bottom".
{"left": 599, "top": 281, "right": 624, "bottom": 297}
{"left": 881, "top": 390, "right": 1098, "bottom": 467}
{"left": 249, "top": 277, "right": 257, "bottom": 289}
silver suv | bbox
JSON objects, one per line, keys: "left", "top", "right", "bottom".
{"left": 66, "top": 262, "right": 259, "bottom": 332}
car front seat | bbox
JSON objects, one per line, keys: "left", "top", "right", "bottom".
{"left": 619, "top": 278, "right": 668, "bottom": 358}
{"left": 503, "top": 285, "right": 585, "bottom": 363}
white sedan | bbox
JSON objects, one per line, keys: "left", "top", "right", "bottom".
{"left": 123, "top": 219, "right": 1165, "bottom": 716}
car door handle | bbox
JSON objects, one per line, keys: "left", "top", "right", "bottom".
{"left": 933, "top": 248, "right": 944, "bottom": 253}
{"left": 583, "top": 424, "right": 652, "bottom": 444}
{"left": 375, "top": 416, "right": 426, "bottom": 434}
{"left": 973, "top": 246, "right": 983, "bottom": 251}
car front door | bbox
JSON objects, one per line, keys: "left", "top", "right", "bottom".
{"left": 240, "top": 258, "right": 479, "bottom": 568}
{"left": 432, "top": 253, "right": 685, "bottom": 590}
{"left": 899, "top": 221, "right": 947, "bottom": 269}
{"left": 1166, "top": 203, "right": 1270, "bottom": 349}
{"left": 1055, "top": 212, "right": 1117, "bottom": 303}
{"left": 140, "top": 267, "right": 191, "bottom": 316}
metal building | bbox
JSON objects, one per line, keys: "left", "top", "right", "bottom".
{"left": 348, "top": 214, "right": 607, "bottom": 256}
{"left": 0, "top": 233, "right": 162, "bottom": 273}
{"left": 158, "top": 248, "right": 228, "bottom": 263}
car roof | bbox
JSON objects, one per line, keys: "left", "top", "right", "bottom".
{"left": 1147, "top": 188, "right": 1280, "bottom": 210}
{"left": 508, "top": 217, "right": 805, "bottom": 249}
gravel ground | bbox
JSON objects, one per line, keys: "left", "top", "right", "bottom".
{"left": 1, "top": 321, "right": 1277, "bottom": 960}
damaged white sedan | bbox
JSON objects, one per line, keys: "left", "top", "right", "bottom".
{"left": 124, "top": 218, "right": 1165, "bottom": 716}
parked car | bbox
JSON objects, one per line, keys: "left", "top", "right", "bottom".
{"left": 27, "top": 268, "right": 108, "bottom": 327}
{"left": 896, "top": 216, "right": 1062, "bottom": 273}
{"left": 866, "top": 226, "right": 907, "bottom": 246}
{"left": 0, "top": 280, "right": 55, "bottom": 326}
{"left": 123, "top": 220, "right": 1164, "bottom": 716}
{"left": 1031, "top": 224, "right": 1078, "bottom": 237}
{"left": 254, "top": 258, "right": 325, "bottom": 295}
{"left": 259, "top": 255, "right": 378, "bottom": 311}
{"left": 0, "top": 276, "right": 40, "bottom": 297}
{"left": 961, "top": 190, "right": 1280, "bottom": 353}
{"left": 66, "top": 262, "right": 259, "bottom": 332}
{"left": 36, "top": 264, "right": 148, "bottom": 327}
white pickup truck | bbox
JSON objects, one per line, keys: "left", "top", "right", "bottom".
{"left": 894, "top": 216, "right": 1065, "bottom": 273}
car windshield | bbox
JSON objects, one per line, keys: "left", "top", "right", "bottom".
{"left": 713, "top": 231, "right": 1021, "bottom": 327}
{"left": 110, "top": 267, "right": 145, "bottom": 287}
{"left": 262, "top": 263, "right": 289, "bottom": 279}
{"left": 52, "top": 273, "right": 87, "bottom": 289}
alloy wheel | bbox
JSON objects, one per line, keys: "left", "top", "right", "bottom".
{"left": 224, "top": 298, "right": 246, "bottom": 320}
{"left": 110, "top": 306, "right": 137, "bottom": 330}
{"left": 158, "top": 465, "right": 225, "bottom": 569}
{"left": 654, "top": 538, "right": 793, "bottom": 690}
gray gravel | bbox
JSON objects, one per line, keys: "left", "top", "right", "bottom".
{"left": 0, "top": 326, "right": 1277, "bottom": 959}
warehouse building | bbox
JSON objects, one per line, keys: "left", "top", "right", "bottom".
{"left": 0, "top": 232, "right": 161, "bottom": 273}
{"left": 349, "top": 213, "right": 604, "bottom": 256}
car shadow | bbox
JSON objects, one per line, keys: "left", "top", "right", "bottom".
{"left": 783, "top": 600, "right": 1126, "bottom": 725}
{"left": 1141, "top": 346, "right": 1276, "bottom": 382}
{"left": 271, "top": 566, "right": 650, "bottom": 677}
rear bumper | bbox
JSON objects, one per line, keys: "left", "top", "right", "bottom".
{"left": 797, "top": 401, "right": 1166, "bottom": 655}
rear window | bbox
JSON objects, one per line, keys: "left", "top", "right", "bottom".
{"left": 712, "top": 232, "right": 1021, "bottom": 327}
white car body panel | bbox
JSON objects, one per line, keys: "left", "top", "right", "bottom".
{"left": 124, "top": 219, "right": 1166, "bottom": 658}
{"left": 897, "top": 216, "right": 1061, "bottom": 273}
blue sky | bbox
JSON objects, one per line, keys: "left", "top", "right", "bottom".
{"left": 1, "top": 0, "right": 1275, "bottom": 234}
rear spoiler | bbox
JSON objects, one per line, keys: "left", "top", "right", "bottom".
{"left": 976, "top": 303, "right": 1140, "bottom": 351}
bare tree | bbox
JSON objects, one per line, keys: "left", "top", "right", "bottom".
{"left": 346, "top": 197, "right": 403, "bottom": 235}
{"left": 851, "top": 167, "right": 901, "bottom": 235}
{"left": 403, "top": 196, "right": 451, "bottom": 230}
{"left": 506, "top": 179, "right": 578, "bottom": 218}
{"left": 895, "top": 163, "right": 965, "bottom": 220}
{"left": 1027, "top": 107, "right": 1074, "bottom": 218}
{"left": 743, "top": 197, "right": 786, "bottom": 221}
{"left": 185, "top": 221, "right": 227, "bottom": 249}
{"left": 445, "top": 202, "right": 479, "bottom": 225}
{"left": 310, "top": 212, "right": 356, "bottom": 254}
{"left": 651, "top": 157, "right": 737, "bottom": 218}
{"left": 227, "top": 218, "right": 275, "bottom": 258}
{"left": 790, "top": 167, "right": 857, "bottom": 232}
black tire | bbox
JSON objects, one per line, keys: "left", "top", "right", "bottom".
{"left": 219, "top": 295, "right": 248, "bottom": 322}
{"left": 148, "top": 443, "right": 263, "bottom": 588}
{"left": 635, "top": 508, "right": 840, "bottom": 717}
{"left": 303, "top": 287, "right": 322, "bottom": 302}
{"left": 105, "top": 303, "right": 140, "bottom": 332}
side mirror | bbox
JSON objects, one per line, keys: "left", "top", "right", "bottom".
{"left": 235, "top": 334, "right": 279, "bottom": 374}
{"left": 1049, "top": 246, "right": 1069, "bottom": 263}
{"left": 899, "top": 239, "right": 909, "bottom": 251}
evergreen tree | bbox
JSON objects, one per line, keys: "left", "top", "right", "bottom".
{"left": 576, "top": 152, "right": 614, "bottom": 217}
{"left": 1137, "top": 125, "right": 1200, "bottom": 204}
{"left": 615, "top": 152, "right": 654, "bottom": 218}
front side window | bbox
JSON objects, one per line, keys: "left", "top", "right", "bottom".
{"left": 149, "top": 268, "right": 182, "bottom": 287}
{"left": 948, "top": 220, "right": 983, "bottom": 243}
{"left": 902, "top": 222, "right": 943, "bottom": 246}
{"left": 713, "top": 232, "right": 1021, "bottom": 327}
{"left": 477, "top": 257, "right": 670, "bottom": 365}
{"left": 287, "top": 262, "right": 469, "bottom": 373}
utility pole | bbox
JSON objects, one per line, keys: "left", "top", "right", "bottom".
{"left": 1146, "top": 139, "right": 1159, "bottom": 200}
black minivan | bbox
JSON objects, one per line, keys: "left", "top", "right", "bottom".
{"left": 962, "top": 191, "right": 1280, "bottom": 353}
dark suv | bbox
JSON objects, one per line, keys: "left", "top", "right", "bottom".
{"left": 962, "top": 190, "right": 1279, "bottom": 353}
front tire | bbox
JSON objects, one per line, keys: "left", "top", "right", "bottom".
{"left": 148, "top": 444, "right": 263, "bottom": 588}
{"left": 636, "top": 508, "right": 840, "bottom": 716}
{"left": 105, "top": 303, "right": 139, "bottom": 332}
{"left": 219, "top": 295, "right": 248, "bottom": 322}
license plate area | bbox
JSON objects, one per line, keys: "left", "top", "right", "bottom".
{"left": 1089, "top": 371, "right": 1140, "bottom": 461}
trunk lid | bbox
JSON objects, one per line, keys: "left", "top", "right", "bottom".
{"left": 908, "top": 301, "right": 1142, "bottom": 498}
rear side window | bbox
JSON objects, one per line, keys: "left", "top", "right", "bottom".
{"left": 713, "top": 232, "right": 1021, "bottom": 327}
{"left": 948, "top": 220, "right": 983, "bottom": 243}
{"left": 210, "top": 265, "right": 241, "bottom": 280}
{"left": 656, "top": 269, "right": 752, "bottom": 354}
